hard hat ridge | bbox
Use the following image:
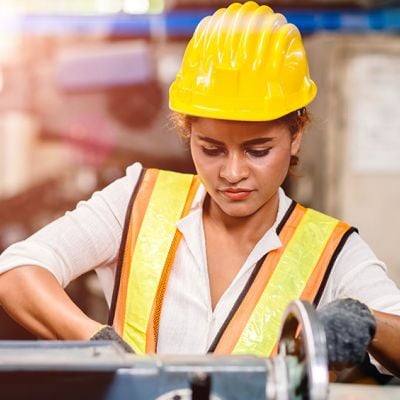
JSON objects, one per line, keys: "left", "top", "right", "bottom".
{"left": 169, "top": 1, "right": 317, "bottom": 121}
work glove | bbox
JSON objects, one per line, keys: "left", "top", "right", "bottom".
{"left": 317, "top": 298, "right": 376, "bottom": 368}
{"left": 90, "top": 325, "right": 135, "bottom": 354}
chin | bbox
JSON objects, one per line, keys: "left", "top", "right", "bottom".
{"left": 218, "top": 202, "right": 257, "bottom": 219}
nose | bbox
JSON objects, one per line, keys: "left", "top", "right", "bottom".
{"left": 220, "top": 152, "right": 249, "bottom": 183}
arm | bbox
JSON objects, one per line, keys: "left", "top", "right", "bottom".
{"left": 369, "top": 310, "right": 400, "bottom": 377}
{"left": 319, "top": 232, "right": 400, "bottom": 375}
{"left": 0, "top": 163, "right": 143, "bottom": 338}
{"left": 0, "top": 265, "right": 101, "bottom": 339}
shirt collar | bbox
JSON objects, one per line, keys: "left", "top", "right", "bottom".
{"left": 176, "top": 185, "right": 293, "bottom": 268}
{"left": 245, "top": 187, "right": 292, "bottom": 267}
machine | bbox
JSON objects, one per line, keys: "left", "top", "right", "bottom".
{"left": 0, "top": 300, "right": 398, "bottom": 399}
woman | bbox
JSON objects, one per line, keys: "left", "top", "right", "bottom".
{"left": 0, "top": 1, "right": 399, "bottom": 376}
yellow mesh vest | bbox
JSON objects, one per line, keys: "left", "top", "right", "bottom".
{"left": 110, "top": 169, "right": 353, "bottom": 355}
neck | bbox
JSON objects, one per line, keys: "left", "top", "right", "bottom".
{"left": 204, "top": 192, "right": 280, "bottom": 244}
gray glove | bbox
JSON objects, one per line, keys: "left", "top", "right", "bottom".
{"left": 90, "top": 326, "right": 135, "bottom": 353}
{"left": 318, "top": 298, "right": 376, "bottom": 367}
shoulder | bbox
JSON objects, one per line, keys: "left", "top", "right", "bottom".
{"left": 93, "top": 162, "right": 144, "bottom": 209}
{"left": 281, "top": 196, "right": 400, "bottom": 311}
{"left": 125, "top": 162, "right": 144, "bottom": 184}
{"left": 277, "top": 189, "right": 352, "bottom": 231}
{"left": 102, "top": 162, "right": 143, "bottom": 196}
{"left": 335, "top": 231, "right": 383, "bottom": 269}
{"left": 320, "top": 231, "right": 400, "bottom": 313}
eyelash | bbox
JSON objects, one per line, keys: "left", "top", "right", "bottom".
{"left": 202, "top": 147, "right": 224, "bottom": 156}
{"left": 246, "top": 149, "right": 271, "bottom": 157}
{"left": 201, "top": 147, "right": 271, "bottom": 158}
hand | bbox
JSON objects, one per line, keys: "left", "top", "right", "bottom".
{"left": 317, "top": 298, "right": 376, "bottom": 368}
{"left": 90, "top": 326, "right": 135, "bottom": 353}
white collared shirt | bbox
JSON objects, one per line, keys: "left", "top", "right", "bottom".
{"left": 1, "top": 162, "right": 400, "bottom": 357}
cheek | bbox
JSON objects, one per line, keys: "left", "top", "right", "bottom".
{"left": 264, "top": 147, "right": 292, "bottom": 167}
{"left": 255, "top": 149, "right": 291, "bottom": 182}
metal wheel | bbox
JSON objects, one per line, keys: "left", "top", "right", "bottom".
{"left": 278, "top": 300, "right": 329, "bottom": 400}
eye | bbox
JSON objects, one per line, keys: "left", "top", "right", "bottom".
{"left": 245, "top": 148, "right": 271, "bottom": 158}
{"left": 201, "top": 146, "right": 225, "bottom": 156}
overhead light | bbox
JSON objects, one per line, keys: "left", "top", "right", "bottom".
{"left": 123, "top": 0, "right": 150, "bottom": 14}
{"left": 95, "top": 0, "right": 122, "bottom": 14}
{"left": 0, "top": 3, "right": 18, "bottom": 16}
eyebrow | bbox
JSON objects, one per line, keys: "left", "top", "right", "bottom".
{"left": 197, "top": 135, "right": 274, "bottom": 146}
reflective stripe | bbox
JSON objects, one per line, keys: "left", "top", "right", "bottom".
{"left": 300, "top": 221, "right": 351, "bottom": 301}
{"left": 232, "top": 208, "right": 340, "bottom": 356}
{"left": 123, "top": 170, "right": 195, "bottom": 354}
{"left": 146, "top": 175, "right": 200, "bottom": 353}
{"left": 113, "top": 169, "right": 159, "bottom": 341}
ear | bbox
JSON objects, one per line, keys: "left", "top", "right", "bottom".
{"left": 290, "top": 128, "right": 304, "bottom": 156}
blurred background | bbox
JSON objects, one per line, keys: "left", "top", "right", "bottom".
{"left": 0, "top": 0, "right": 399, "bottom": 339}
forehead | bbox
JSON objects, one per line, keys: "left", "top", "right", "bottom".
{"left": 191, "top": 117, "right": 288, "bottom": 142}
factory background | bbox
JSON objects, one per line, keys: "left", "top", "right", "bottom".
{"left": 0, "top": 0, "right": 399, "bottom": 339}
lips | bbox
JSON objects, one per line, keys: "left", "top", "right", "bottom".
{"left": 220, "top": 188, "right": 253, "bottom": 201}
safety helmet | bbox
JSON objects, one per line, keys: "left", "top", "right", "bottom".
{"left": 169, "top": 1, "right": 317, "bottom": 121}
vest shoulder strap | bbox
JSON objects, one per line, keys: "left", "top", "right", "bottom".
{"left": 109, "top": 168, "right": 200, "bottom": 353}
{"left": 108, "top": 167, "right": 146, "bottom": 326}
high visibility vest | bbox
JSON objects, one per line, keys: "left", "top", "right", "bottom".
{"left": 109, "top": 169, "right": 355, "bottom": 356}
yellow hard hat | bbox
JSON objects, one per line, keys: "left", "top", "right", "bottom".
{"left": 169, "top": 1, "right": 317, "bottom": 121}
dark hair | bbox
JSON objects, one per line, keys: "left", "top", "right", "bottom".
{"left": 170, "top": 109, "right": 310, "bottom": 170}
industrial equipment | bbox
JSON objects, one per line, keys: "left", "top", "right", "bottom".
{"left": 0, "top": 300, "right": 399, "bottom": 399}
